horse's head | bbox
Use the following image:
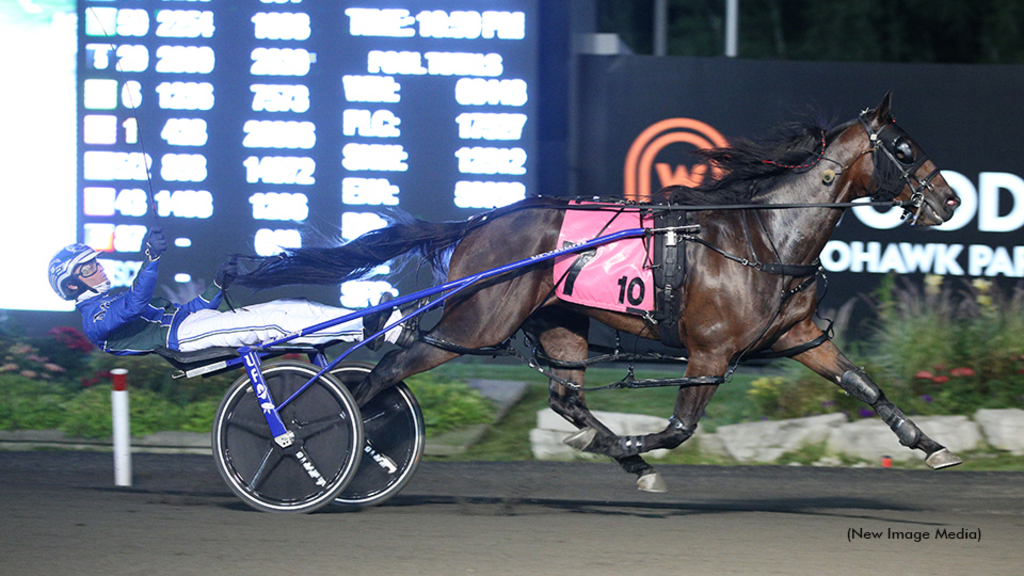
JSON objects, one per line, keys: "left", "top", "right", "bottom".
{"left": 851, "top": 92, "right": 961, "bottom": 225}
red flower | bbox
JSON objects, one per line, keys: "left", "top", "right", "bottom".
{"left": 80, "top": 370, "right": 112, "bottom": 388}
{"left": 950, "top": 367, "right": 976, "bottom": 377}
{"left": 932, "top": 375, "right": 949, "bottom": 384}
{"left": 48, "top": 326, "right": 94, "bottom": 352}
{"left": 914, "top": 371, "right": 934, "bottom": 379}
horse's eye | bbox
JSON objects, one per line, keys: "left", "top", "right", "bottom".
{"left": 894, "top": 139, "right": 915, "bottom": 164}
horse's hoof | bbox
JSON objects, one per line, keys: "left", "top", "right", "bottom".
{"left": 636, "top": 471, "right": 668, "bottom": 493}
{"left": 925, "top": 448, "right": 962, "bottom": 469}
{"left": 563, "top": 428, "right": 597, "bottom": 452}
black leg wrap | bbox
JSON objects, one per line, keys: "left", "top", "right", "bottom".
{"left": 617, "top": 455, "right": 652, "bottom": 476}
{"left": 841, "top": 370, "right": 921, "bottom": 448}
{"left": 874, "top": 399, "right": 922, "bottom": 448}
{"left": 840, "top": 368, "right": 881, "bottom": 404}
{"left": 665, "top": 415, "right": 697, "bottom": 449}
{"left": 617, "top": 435, "right": 645, "bottom": 458}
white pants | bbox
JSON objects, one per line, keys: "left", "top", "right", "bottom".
{"left": 175, "top": 299, "right": 399, "bottom": 352}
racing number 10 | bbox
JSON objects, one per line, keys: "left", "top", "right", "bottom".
{"left": 617, "top": 275, "right": 645, "bottom": 306}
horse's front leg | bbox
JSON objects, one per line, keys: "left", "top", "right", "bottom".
{"left": 527, "top": 308, "right": 665, "bottom": 492}
{"left": 778, "top": 322, "right": 962, "bottom": 469}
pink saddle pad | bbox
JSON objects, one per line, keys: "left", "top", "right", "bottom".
{"left": 553, "top": 203, "right": 654, "bottom": 315}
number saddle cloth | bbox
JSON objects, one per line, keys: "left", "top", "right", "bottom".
{"left": 553, "top": 201, "right": 687, "bottom": 348}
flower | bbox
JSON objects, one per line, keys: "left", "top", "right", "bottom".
{"left": 48, "top": 326, "right": 95, "bottom": 352}
{"left": 80, "top": 370, "right": 112, "bottom": 388}
{"left": 921, "top": 394, "right": 934, "bottom": 403}
{"left": 914, "top": 370, "right": 934, "bottom": 379}
{"left": 932, "top": 375, "right": 949, "bottom": 384}
{"left": 9, "top": 344, "right": 32, "bottom": 355}
{"left": 950, "top": 367, "right": 975, "bottom": 377}
{"left": 19, "top": 370, "right": 37, "bottom": 378}
{"left": 971, "top": 278, "right": 992, "bottom": 293}
{"left": 0, "top": 362, "right": 18, "bottom": 372}
{"left": 924, "top": 274, "right": 943, "bottom": 295}
{"left": 859, "top": 408, "right": 875, "bottom": 418}
{"left": 43, "top": 363, "right": 66, "bottom": 373}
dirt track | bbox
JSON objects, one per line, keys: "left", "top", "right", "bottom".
{"left": 1, "top": 451, "right": 1022, "bottom": 576}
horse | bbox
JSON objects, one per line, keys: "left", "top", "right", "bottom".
{"left": 238, "top": 93, "right": 963, "bottom": 491}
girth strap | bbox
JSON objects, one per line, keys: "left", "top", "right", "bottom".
{"left": 651, "top": 210, "right": 688, "bottom": 348}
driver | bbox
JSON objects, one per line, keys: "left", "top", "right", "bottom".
{"left": 48, "top": 227, "right": 413, "bottom": 355}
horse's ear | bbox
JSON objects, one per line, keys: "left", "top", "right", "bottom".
{"left": 872, "top": 91, "right": 894, "bottom": 122}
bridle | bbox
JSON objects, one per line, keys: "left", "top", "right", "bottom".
{"left": 856, "top": 111, "right": 942, "bottom": 223}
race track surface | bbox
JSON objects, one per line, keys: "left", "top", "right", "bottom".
{"left": 1, "top": 451, "right": 1022, "bottom": 576}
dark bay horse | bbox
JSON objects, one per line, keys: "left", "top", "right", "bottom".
{"left": 239, "top": 94, "right": 963, "bottom": 491}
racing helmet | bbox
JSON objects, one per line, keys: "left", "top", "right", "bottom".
{"left": 48, "top": 244, "right": 99, "bottom": 300}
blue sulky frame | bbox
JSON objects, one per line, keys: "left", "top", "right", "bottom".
{"left": 234, "top": 226, "right": 651, "bottom": 451}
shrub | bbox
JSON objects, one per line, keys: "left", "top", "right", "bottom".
{"left": 0, "top": 375, "right": 67, "bottom": 430}
{"left": 747, "top": 369, "right": 861, "bottom": 420}
{"left": 31, "top": 327, "right": 96, "bottom": 382}
{"left": 88, "top": 352, "right": 237, "bottom": 405}
{"left": 865, "top": 276, "right": 1024, "bottom": 413}
{"left": 57, "top": 384, "right": 217, "bottom": 438}
{"left": 404, "top": 373, "right": 495, "bottom": 437}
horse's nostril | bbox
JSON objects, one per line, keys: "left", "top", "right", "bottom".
{"left": 945, "top": 196, "right": 961, "bottom": 208}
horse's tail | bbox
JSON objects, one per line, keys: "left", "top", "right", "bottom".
{"left": 235, "top": 211, "right": 488, "bottom": 290}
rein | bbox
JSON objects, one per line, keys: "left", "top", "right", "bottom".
{"left": 558, "top": 198, "right": 919, "bottom": 213}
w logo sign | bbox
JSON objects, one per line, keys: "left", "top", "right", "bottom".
{"left": 623, "top": 118, "right": 729, "bottom": 201}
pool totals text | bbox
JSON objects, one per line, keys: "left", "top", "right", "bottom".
{"left": 78, "top": 1, "right": 539, "bottom": 307}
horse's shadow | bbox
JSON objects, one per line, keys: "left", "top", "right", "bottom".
{"left": 322, "top": 494, "right": 943, "bottom": 525}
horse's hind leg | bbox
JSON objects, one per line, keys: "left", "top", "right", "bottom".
{"left": 555, "top": 348, "right": 726, "bottom": 487}
{"left": 526, "top": 308, "right": 666, "bottom": 492}
{"left": 349, "top": 339, "right": 459, "bottom": 406}
{"left": 352, "top": 264, "right": 554, "bottom": 406}
{"left": 779, "top": 322, "right": 962, "bottom": 468}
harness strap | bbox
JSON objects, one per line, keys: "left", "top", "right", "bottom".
{"left": 687, "top": 236, "right": 819, "bottom": 276}
{"left": 749, "top": 330, "right": 831, "bottom": 360}
{"left": 420, "top": 334, "right": 518, "bottom": 357}
{"left": 534, "top": 347, "right": 688, "bottom": 370}
{"left": 760, "top": 262, "right": 821, "bottom": 276}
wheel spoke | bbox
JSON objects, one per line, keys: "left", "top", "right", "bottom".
{"left": 361, "top": 409, "right": 387, "bottom": 425}
{"left": 248, "top": 447, "right": 283, "bottom": 492}
{"left": 363, "top": 439, "right": 399, "bottom": 475}
{"left": 226, "top": 416, "right": 274, "bottom": 440}
{"left": 291, "top": 414, "right": 346, "bottom": 441}
{"left": 290, "top": 448, "right": 331, "bottom": 490}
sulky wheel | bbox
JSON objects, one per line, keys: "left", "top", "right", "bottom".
{"left": 329, "top": 362, "right": 425, "bottom": 508}
{"left": 212, "top": 361, "right": 363, "bottom": 513}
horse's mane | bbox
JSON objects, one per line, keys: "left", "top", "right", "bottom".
{"left": 658, "top": 117, "right": 858, "bottom": 205}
